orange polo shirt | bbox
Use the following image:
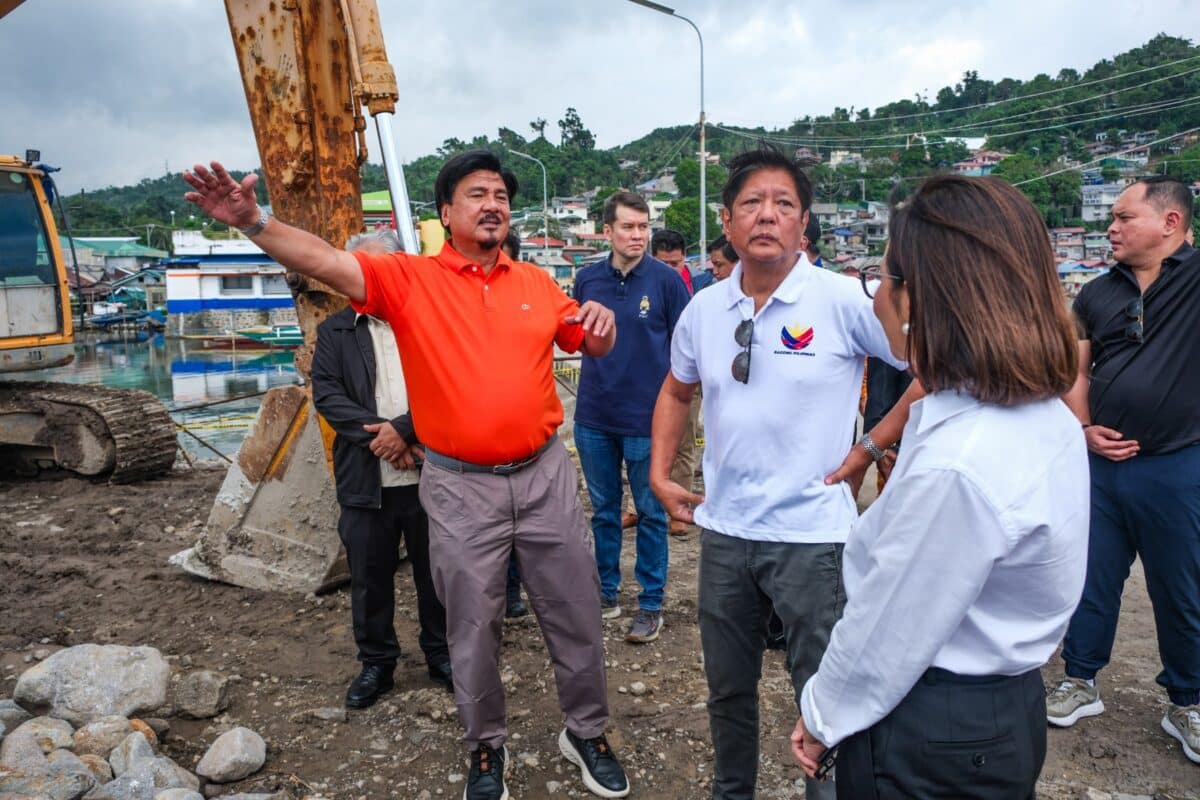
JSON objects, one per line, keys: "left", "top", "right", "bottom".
{"left": 350, "top": 243, "right": 585, "bottom": 465}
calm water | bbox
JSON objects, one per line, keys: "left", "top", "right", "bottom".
{"left": 14, "top": 331, "right": 300, "bottom": 459}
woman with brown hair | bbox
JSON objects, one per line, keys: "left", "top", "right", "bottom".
{"left": 790, "top": 175, "right": 1090, "bottom": 798}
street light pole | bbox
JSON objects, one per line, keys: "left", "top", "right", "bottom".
{"left": 628, "top": 0, "right": 706, "bottom": 257}
{"left": 509, "top": 149, "right": 549, "bottom": 260}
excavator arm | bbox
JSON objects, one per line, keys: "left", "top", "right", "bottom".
{"left": 172, "top": 0, "right": 408, "bottom": 592}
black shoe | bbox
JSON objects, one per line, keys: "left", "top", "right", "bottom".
{"left": 344, "top": 663, "right": 395, "bottom": 709}
{"left": 427, "top": 660, "right": 454, "bottom": 693}
{"left": 465, "top": 743, "right": 508, "bottom": 800}
{"left": 558, "top": 728, "right": 630, "bottom": 798}
{"left": 505, "top": 593, "right": 528, "bottom": 619}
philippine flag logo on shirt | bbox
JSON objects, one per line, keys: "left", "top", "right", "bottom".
{"left": 780, "top": 324, "right": 814, "bottom": 351}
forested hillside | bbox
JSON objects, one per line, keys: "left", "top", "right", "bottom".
{"left": 56, "top": 34, "right": 1200, "bottom": 247}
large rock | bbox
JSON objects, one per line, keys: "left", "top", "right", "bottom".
{"left": 77, "top": 755, "right": 113, "bottom": 784}
{"left": 0, "top": 731, "right": 49, "bottom": 772}
{"left": 14, "top": 647, "right": 169, "bottom": 727}
{"left": 107, "top": 734, "right": 154, "bottom": 779}
{"left": 153, "top": 791, "right": 203, "bottom": 800}
{"left": 47, "top": 750, "right": 95, "bottom": 782}
{"left": 193, "top": 728, "right": 264, "bottom": 784}
{"left": 11, "top": 719, "right": 75, "bottom": 755}
{"left": 83, "top": 756, "right": 197, "bottom": 800}
{"left": 0, "top": 764, "right": 93, "bottom": 800}
{"left": 73, "top": 718, "right": 133, "bottom": 759}
{"left": 170, "top": 673, "right": 228, "bottom": 721}
{"left": 0, "top": 700, "right": 34, "bottom": 732}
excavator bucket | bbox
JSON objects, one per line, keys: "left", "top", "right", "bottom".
{"left": 173, "top": 0, "right": 401, "bottom": 593}
{"left": 171, "top": 385, "right": 345, "bottom": 593}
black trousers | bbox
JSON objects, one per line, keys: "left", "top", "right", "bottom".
{"left": 338, "top": 485, "right": 448, "bottom": 668}
{"left": 836, "top": 668, "right": 1046, "bottom": 800}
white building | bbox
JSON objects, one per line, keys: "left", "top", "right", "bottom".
{"left": 829, "top": 150, "right": 864, "bottom": 169}
{"left": 165, "top": 231, "right": 295, "bottom": 334}
{"left": 1082, "top": 183, "right": 1126, "bottom": 223}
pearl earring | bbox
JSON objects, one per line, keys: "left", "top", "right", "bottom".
{"left": 901, "top": 322, "right": 910, "bottom": 335}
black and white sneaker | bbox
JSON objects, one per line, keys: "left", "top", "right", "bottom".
{"left": 464, "top": 743, "right": 508, "bottom": 800}
{"left": 558, "top": 728, "right": 630, "bottom": 798}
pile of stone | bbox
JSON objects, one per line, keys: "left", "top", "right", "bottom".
{"left": 0, "top": 644, "right": 271, "bottom": 800}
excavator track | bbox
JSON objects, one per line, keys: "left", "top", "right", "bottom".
{"left": 0, "top": 381, "right": 177, "bottom": 483}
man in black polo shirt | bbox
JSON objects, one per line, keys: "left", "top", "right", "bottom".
{"left": 1050, "top": 176, "right": 1200, "bottom": 766}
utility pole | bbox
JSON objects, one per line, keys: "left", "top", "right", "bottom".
{"left": 628, "top": 0, "right": 706, "bottom": 256}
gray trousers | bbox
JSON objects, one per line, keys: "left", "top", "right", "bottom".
{"left": 698, "top": 529, "right": 845, "bottom": 800}
{"left": 419, "top": 439, "right": 610, "bottom": 749}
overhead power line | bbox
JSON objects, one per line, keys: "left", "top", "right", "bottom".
{"left": 1013, "top": 126, "right": 1200, "bottom": 186}
{"left": 711, "top": 94, "right": 1200, "bottom": 152}
{"left": 763, "top": 66, "right": 1200, "bottom": 145}
{"left": 722, "top": 51, "right": 1200, "bottom": 129}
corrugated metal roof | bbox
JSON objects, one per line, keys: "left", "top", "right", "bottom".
{"left": 60, "top": 236, "right": 166, "bottom": 258}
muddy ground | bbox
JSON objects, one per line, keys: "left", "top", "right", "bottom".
{"left": 0, "top": 464, "right": 1196, "bottom": 799}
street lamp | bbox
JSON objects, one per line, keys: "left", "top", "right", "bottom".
{"left": 627, "top": 0, "right": 706, "bottom": 257}
{"left": 509, "top": 149, "right": 549, "bottom": 260}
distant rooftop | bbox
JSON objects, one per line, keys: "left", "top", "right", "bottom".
{"left": 60, "top": 236, "right": 166, "bottom": 258}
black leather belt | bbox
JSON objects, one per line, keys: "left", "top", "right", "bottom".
{"left": 423, "top": 434, "right": 557, "bottom": 476}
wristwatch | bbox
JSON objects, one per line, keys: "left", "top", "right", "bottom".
{"left": 238, "top": 205, "right": 270, "bottom": 237}
{"left": 859, "top": 433, "right": 887, "bottom": 462}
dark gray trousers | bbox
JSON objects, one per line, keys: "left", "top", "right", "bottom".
{"left": 836, "top": 668, "right": 1046, "bottom": 799}
{"left": 419, "top": 439, "right": 610, "bottom": 749}
{"left": 337, "top": 485, "right": 447, "bottom": 668}
{"left": 698, "top": 529, "right": 844, "bottom": 800}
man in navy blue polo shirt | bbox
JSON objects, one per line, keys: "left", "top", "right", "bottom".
{"left": 574, "top": 191, "right": 691, "bottom": 644}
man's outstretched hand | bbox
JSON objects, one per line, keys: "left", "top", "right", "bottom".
{"left": 183, "top": 161, "right": 261, "bottom": 229}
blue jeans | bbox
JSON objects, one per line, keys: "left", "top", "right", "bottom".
{"left": 1062, "top": 445, "right": 1200, "bottom": 707}
{"left": 574, "top": 423, "right": 668, "bottom": 612}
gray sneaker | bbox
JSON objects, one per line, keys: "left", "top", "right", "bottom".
{"left": 625, "top": 610, "right": 663, "bottom": 644}
{"left": 600, "top": 597, "right": 621, "bottom": 620}
{"left": 1046, "top": 677, "right": 1105, "bottom": 727}
{"left": 1162, "top": 704, "right": 1200, "bottom": 764}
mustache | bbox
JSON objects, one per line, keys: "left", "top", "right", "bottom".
{"left": 479, "top": 214, "right": 504, "bottom": 225}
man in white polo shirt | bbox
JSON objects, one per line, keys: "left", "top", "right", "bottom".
{"left": 650, "top": 147, "right": 905, "bottom": 800}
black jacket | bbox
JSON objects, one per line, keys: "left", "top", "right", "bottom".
{"left": 311, "top": 308, "right": 417, "bottom": 509}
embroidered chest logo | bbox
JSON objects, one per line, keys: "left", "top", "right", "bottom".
{"left": 775, "top": 324, "right": 816, "bottom": 357}
{"left": 780, "top": 324, "right": 814, "bottom": 350}
{"left": 638, "top": 295, "right": 651, "bottom": 318}
{"left": 521, "top": 303, "right": 532, "bottom": 311}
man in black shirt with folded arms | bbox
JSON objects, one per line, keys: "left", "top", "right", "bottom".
{"left": 1052, "top": 176, "right": 1200, "bottom": 766}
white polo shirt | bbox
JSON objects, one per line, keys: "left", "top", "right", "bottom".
{"left": 670, "top": 256, "right": 905, "bottom": 543}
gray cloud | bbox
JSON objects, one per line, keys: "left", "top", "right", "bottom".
{"left": 0, "top": 0, "right": 1195, "bottom": 193}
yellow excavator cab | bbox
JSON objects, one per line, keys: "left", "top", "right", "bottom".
{"left": 0, "top": 154, "right": 177, "bottom": 482}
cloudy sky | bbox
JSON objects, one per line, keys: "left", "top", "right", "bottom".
{"left": 1, "top": 0, "right": 1195, "bottom": 194}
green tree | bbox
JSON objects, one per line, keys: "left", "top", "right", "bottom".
{"left": 992, "top": 154, "right": 1054, "bottom": 221}
{"left": 558, "top": 107, "right": 595, "bottom": 151}
{"left": 588, "top": 186, "right": 626, "bottom": 221}
{"left": 662, "top": 197, "right": 719, "bottom": 253}
{"left": 674, "top": 158, "right": 727, "bottom": 198}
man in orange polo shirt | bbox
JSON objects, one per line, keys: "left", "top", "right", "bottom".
{"left": 184, "top": 151, "right": 630, "bottom": 800}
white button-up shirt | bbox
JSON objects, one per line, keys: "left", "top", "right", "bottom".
{"left": 366, "top": 315, "right": 419, "bottom": 488}
{"left": 670, "top": 257, "right": 904, "bottom": 543}
{"left": 800, "top": 390, "right": 1090, "bottom": 746}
